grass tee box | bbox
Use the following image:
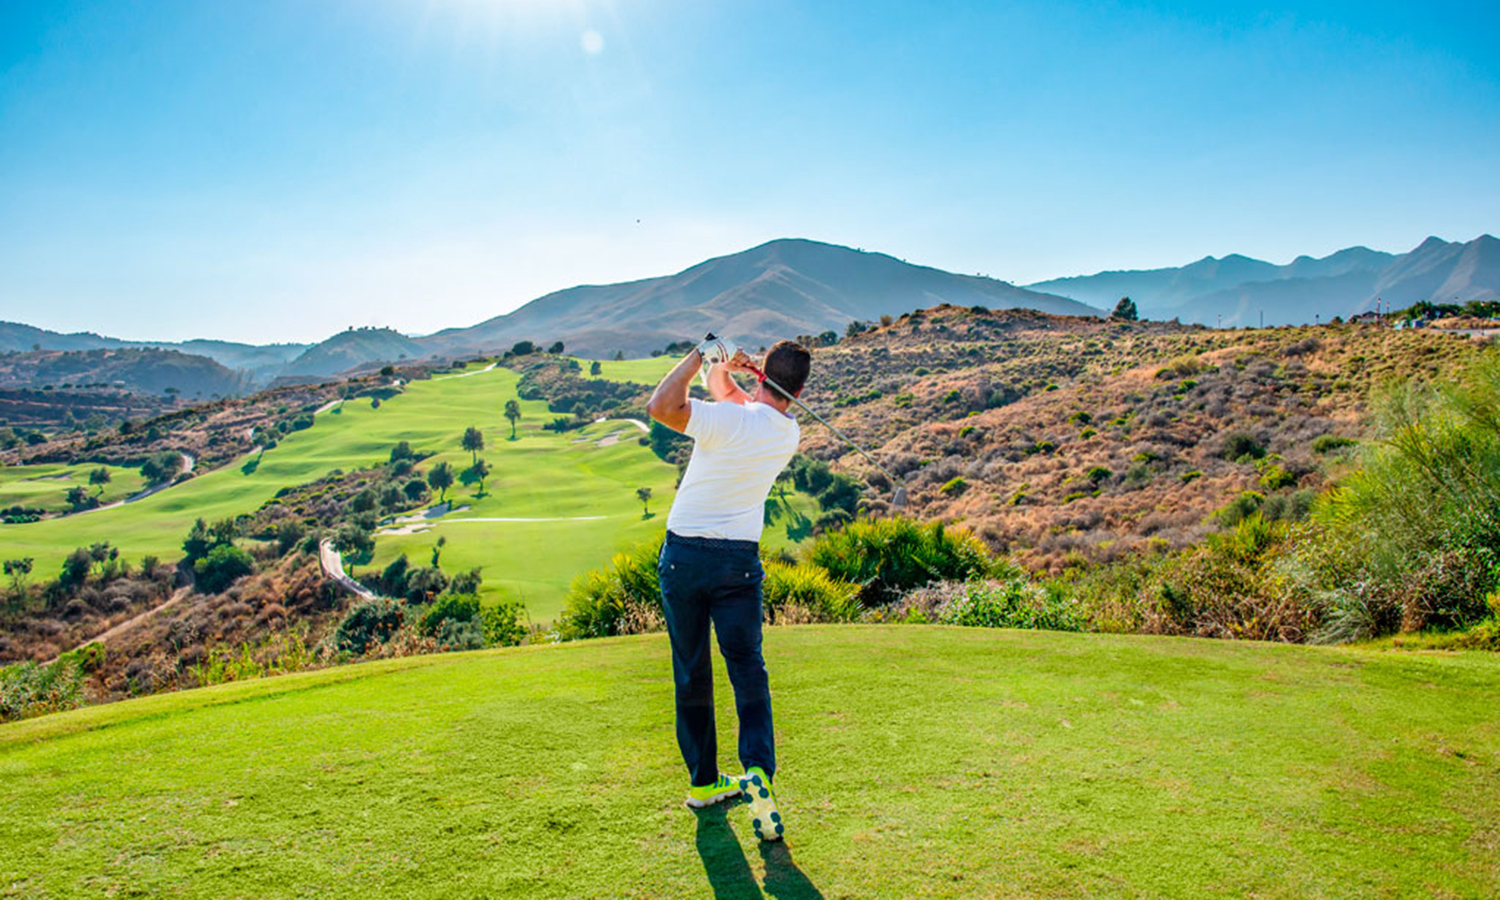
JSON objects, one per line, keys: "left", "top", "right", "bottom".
{"left": 1, "top": 627, "right": 1496, "bottom": 899}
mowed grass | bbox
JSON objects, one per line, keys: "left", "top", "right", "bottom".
{"left": 2, "top": 627, "right": 1496, "bottom": 900}
{"left": 0, "top": 366, "right": 681, "bottom": 621}
{"left": 368, "top": 417, "right": 678, "bottom": 622}
{"left": 0, "top": 462, "right": 146, "bottom": 514}
{"left": 575, "top": 355, "right": 679, "bottom": 384}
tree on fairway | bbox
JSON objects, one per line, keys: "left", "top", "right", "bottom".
{"left": 504, "top": 399, "right": 522, "bottom": 439}
{"left": 89, "top": 467, "right": 111, "bottom": 496}
{"left": 636, "top": 486, "right": 652, "bottom": 518}
{"left": 428, "top": 462, "right": 454, "bottom": 504}
{"left": 461, "top": 459, "right": 490, "bottom": 495}
{"left": 1112, "top": 297, "right": 1138, "bottom": 321}
{"left": 462, "top": 426, "right": 485, "bottom": 463}
{"left": 431, "top": 535, "right": 447, "bottom": 566}
{"left": 589, "top": 360, "right": 602, "bottom": 376}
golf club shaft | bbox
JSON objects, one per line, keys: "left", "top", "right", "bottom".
{"left": 751, "top": 368, "right": 906, "bottom": 490}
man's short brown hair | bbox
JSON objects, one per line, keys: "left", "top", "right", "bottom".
{"left": 764, "top": 340, "right": 812, "bottom": 397}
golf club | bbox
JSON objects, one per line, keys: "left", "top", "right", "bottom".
{"left": 702, "top": 333, "right": 909, "bottom": 509}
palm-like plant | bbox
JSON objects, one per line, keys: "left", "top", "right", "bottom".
{"left": 504, "top": 399, "right": 522, "bottom": 439}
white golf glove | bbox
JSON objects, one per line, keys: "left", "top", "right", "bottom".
{"left": 696, "top": 335, "right": 738, "bottom": 366}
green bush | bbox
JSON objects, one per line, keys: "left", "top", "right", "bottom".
{"left": 193, "top": 544, "right": 255, "bottom": 594}
{"left": 805, "top": 518, "right": 995, "bottom": 606}
{"left": 762, "top": 562, "right": 860, "bottom": 623}
{"left": 434, "top": 618, "right": 485, "bottom": 651}
{"left": 332, "top": 598, "right": 404, "bottom": 655}
{"left": 481, "top": 601, "right": 528, "bottom": 647}
{"left": 419, "top": 593, "right": 480, "bottom": 636}
{"left": 1221, "top": 432, "right": 1266, "bottom": 462}
{"left": 1215, "top": 491, "right": 1265, "bottom": 528}
{"left": 939, "top": 577, "right": 1084, "bottom": 632}
{"left": 559, "top": 535, "right": 664, "bottom": 639}
{"left": 1296, "top": 350, "right": 1500, "bottom": 638}
{"left": 1, "top": 659, "right": 85, "bottom": 722}
{"left": 1311, "top": 434, "right": 1356, "bottom": 454}
{"left": 939, "top": 477, "right": 968, "bottom": 496}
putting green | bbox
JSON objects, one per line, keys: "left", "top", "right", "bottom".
{"left": 0, "top": 462, "right": 146, "bottom": 515}
{"left": 2, "top": 626, "right": 1495, "bottom": 898}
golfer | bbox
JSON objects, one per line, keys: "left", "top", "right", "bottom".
{"left": 645, "top": 337, "right": 810, "bottom": 842}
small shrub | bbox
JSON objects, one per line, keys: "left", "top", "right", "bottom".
{"left": 938, "top": 577, "right": 1084, "bottom": 632}
{"left": 194, "top": 544, "right": 255, "bottom": 594}
{"left": 1221, "top": 432, "right": 1266, "bottom": 462}
{"left": 805, "top": 518, "right": 995, "bottom": 607}
{"left": 419, "top": 593, "right": 481, "bottom": 636}
{"left": 333, "top": 598, "right": 404, "bottom": 655}
{"left": 939, "top": 477, "right": 969, "bottom": 497}
{"left": 1, "top": 659, "right": 85, "bottom": 722}
{"left": 559, "top": 535, "right": 664, "bottom": 639}
{"left": 481, "top": 601, "right": 528, "bottom": 647}
{"left": 1258, "top": 464, "right": 1297, "bottom": 490}
{"left": 762, "top": 562, "right": 860, "bottom": 624}
{"left": 1312, "top": 434, "right": 1356, "bottom": 454}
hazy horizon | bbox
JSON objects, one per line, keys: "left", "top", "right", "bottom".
{"left": 3, "top": 0, "right": 1497, "bottom": 343}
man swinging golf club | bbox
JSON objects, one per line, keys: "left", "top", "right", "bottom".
{"left": 645, "top": 335, "right": 810, "bottom": 842}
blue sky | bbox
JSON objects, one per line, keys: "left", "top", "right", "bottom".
{"left": 1, "top": 0, "right": 1496, "bottom": 343}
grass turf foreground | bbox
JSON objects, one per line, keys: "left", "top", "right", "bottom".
{"left": 2, "top": 627, "right": 1497, "bottom": 899}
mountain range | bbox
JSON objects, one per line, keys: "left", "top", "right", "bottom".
{"left": 2, "top": 234, "right": 1495, "bottom": 398}
{"left": 419, "top": 239, "right": 1096, "bottom": 358}
{"left": 1027, "top": 234, "right": 1499, "bottom": 326}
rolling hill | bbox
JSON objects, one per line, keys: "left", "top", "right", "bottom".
{"left": 1028, "top": 234, "right": 1500, "bottom": 326}
{"left": 0, "top": 347, "right": 254, "bottom": 399}
{"left": 275, "top": 327, "right": 426, "bottom": 382}
{"left": 417, "top": 238, "right": 1099, "bottom": 358}
{"left": 2, "top": 626, "right": 1496, "bottom": 899}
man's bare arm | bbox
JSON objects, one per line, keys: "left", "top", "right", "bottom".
{"left": 645, "top": 349, "right": 703, "bottom": 433}
{"left": 707, "top": 350, "right": 755, "bottom": 405}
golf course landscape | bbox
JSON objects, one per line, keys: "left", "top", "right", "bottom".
{"left": 2, "top": 626, "right": 1496, "bottom": 899}
{"left": 0, "top": 357, "right": 697, "bottom": 622}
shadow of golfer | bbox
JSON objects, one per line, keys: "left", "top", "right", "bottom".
{"left": 693, "top": 804, "right": 826, "bottom": 900}
{"left": 693, "top": 805, "right": 762, "bottom": 900}
{"left": 758, "top": 841, "right": 825, "bottom": 900}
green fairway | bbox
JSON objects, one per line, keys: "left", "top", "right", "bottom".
{"left": 574, "top": 355, "right": 678, "bottom": 384}
{"left": 367, "top": 417, "right": 677, "bottom": 622}
{"left": 0, "top": 366, "right": 681, "bottom": 620}
{"left": 0, "top": 462, "right": 146, "bottom": 514}
{"left": 2, "top": 627, "right": 1495, "bottom": 899}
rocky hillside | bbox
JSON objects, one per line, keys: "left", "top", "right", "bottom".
{"left": 797, "top": 306, "right": 1488, "bottom": 571}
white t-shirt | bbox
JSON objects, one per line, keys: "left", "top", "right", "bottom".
{"left": 667, "top": 399, "right": 800, "bottom": 542}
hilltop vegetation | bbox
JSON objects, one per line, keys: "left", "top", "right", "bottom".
{"left": 803, "top": 305, "right": 1485, "bottom": 571}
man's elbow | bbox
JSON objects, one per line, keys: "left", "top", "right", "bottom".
{"left": 647, "top": 398, "right": 689, "bottom": 431}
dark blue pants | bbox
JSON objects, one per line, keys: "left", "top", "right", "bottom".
{"left": 658, "top": 531, "right": 775, "bottom": 787}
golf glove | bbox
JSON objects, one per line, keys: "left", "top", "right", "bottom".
{"left": 697, "top": 335, "right": 738, "bottom": 366}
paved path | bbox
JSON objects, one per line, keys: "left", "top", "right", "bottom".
{"left": 76, "top": 452, "right": 196, "bottom": 515}
{"left": 319, "top": 539, "right": 376, "bottom": 600}
{"left": 434, "top": 362, "right": 498, "bottom": 381}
